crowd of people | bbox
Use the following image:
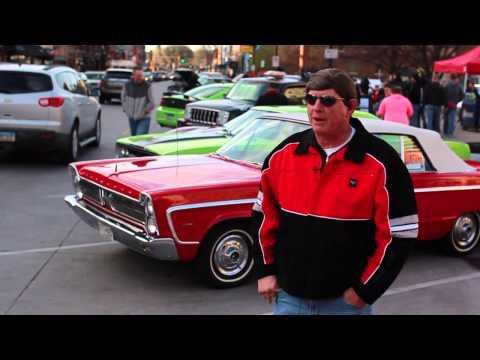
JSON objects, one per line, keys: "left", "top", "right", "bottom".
{"left": 358, "top": 71, "right": 480, "bottom": 135}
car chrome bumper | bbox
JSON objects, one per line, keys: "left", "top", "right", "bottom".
{"left": 64, "top": 195, "right": 178, "bottom": 261}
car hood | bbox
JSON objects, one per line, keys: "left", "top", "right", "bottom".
{"left": 190, "top": 99, "right": 254, "bottom": 112}
{"left": 144, "top": 138, "right": 229, "bottom": 155}
{"left": 118, "top": 127, "right": 227, "bottom": 148}
{"left": 79, "top": 155, "right": 260, "bottom": 196}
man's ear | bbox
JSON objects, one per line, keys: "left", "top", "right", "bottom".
{"left": 348, "top": 98, "right": 358, "bottom": 113}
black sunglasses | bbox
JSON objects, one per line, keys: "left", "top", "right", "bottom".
{"left": 305, "top": 94, "right": 345, "bottom": 107}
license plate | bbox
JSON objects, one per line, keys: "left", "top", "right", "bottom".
{"left": 97, "top": 222, "right": 114, "bottom": 242}
{"left": 0, "top": 131, "right": 15, "bottom": 142}
{"left": 167, "top": 113, "right": 174, "bottom": 119}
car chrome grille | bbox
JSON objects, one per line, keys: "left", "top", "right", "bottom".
{"left": 189, "top": 108, "right": 219, "bottom": 126}
{"left": 79, "top": 179, "right": 145, "bottom": 223}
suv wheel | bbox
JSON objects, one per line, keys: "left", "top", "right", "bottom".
{"left": 63, "top": 125, "right": 79, "bottom": 163}
{"left": 91, "top": 115, "right": 101, "bottom": 147}
{"left": 99, "top": 93, "right": 108, "bottom": 104}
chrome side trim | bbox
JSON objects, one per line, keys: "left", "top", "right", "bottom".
{"left": 80, "top": 177, "right": 139, "bottom": 202}
{"left": 415, "top": 185, "right": 480, "bottom": 193}
{"left": 166, "top": 199, "right": 257, "bottom": 245}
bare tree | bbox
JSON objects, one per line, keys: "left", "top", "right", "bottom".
{"left": 342, "top": 45, "right": 468, "bottom": 77}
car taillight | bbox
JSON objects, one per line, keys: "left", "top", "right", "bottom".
{"left": 38, "top": 97, "right": 65, "bottom": 108}
{"left": 160, "top": 98, "right": 167, "bottom": 106}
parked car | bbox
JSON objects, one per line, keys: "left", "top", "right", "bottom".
{"left": 144, "top": 71, "right": 153, "bottom": 83}
{"left": 156, "top": 83, "right": 234, "bottom": 128}
{"left": 167, "top": 68, "right": 200, "bottom": 92}
{"left": 117, "top": 107, "right": 375, "bottom": 157}
{"left": 183, "top": 71, "right": 305, "bottom": 127}
{"left": 152, "top": 71, "right": 169, "bottom": 82}
{"left": 65, "top": 114, "right": 480, "bottom": 287}
{"left": 99, "top": 68, "right": 133, "bottom": 104}
{"left": 0, "top": 63, "right": 101, "bottom": 162}
{"left": 84, "top": 71, "right": 105, "bottom": 97}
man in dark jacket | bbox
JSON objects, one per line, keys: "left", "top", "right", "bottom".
{"left": 121, "top": 67, "right": 155, "bottom": 136}
{"left": 423, "top": 74, "right": 446, "bottom": 133}
{"left": 444, "top": 74, "right": 464, "bottom": 136}
{"left": 407, "top": 74, "right": 426, "bottom": 127}
{"left": 252, "top": 68, "right": 418, "bottom": 315}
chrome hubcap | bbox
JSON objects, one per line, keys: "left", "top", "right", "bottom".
{"left": 452, "top": 213, "right": 479, "bottom": 251}
{"left": 212, "top": 233, "right": 250, "bottom": 277}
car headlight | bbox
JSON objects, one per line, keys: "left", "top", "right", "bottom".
{"left": 68, "top": 165, "right": 83, "bottom": 199}
{"left": 142, "top": 193, "right": 159, "bottom": 236}
{"left": 218, "top": 111, "right": 230, "bottom": 125}
{"left": 147, "top": 218, "right": 158, "bottom": 234}
{"left": 116, "top": 146, "right": 130, "bottom": 158}
{"left": 185, "top": 106, "right": 192, "bottom": 119}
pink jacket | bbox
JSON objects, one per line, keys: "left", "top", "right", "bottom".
{"left": 377, "top": 94, "right": 414, "bottom": 125}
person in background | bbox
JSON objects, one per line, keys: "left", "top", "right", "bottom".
{"left": 121, "top": 67, "right": 155, "bottom": 136}
{"left": 443, "top": 74, "right": 464, "bottom": 136}
{"left": 423, "top": 74, "right": 446, "bottom": 133}
{"left": 407, "top": 74, "right": 426, "bottom": 128}
{"left": 376, "top": 82, "right": 413, "bottom": 125}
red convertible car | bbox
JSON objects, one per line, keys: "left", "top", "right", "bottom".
{"left": 65, "top": 113, "right": 480, "bottom": 288}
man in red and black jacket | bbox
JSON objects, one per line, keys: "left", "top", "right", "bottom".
{"left": 252, "top": 68, "right": 418, "bottom": 315}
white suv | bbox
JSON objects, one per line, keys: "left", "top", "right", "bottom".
{"left": 0, "top": 63, "right": 102, "bottom": 162}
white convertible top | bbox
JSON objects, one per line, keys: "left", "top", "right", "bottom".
{"left": 265, "top": 113, "right": 476, "bottom": 173}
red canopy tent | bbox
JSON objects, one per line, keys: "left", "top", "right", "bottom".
{"left": 434, "top": 46, "right": 480, "bottom": 74}
{"left": 433, "top": 46, "right": 480, "bottom": 89}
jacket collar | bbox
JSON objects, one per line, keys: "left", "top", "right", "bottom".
{"left": 295, "top": 117, "right": 371, "bottom": 164}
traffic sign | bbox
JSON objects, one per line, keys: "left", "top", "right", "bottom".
{"left": 272, "top": 56, "right": 280, "bottom": 67}
{"left": 324, "top": 48, "right": 339, "bottom": 59}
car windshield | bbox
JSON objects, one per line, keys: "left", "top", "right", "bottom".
{"left": 86, "top": 73, "right": 104, "bottom": 80}
{"left": 216, "top": 118, "right": 308, "bottom": 165}
{"left": 185, "top": 85, "right": 223, "bottom": 98}
{"left": 226, "top": 81, "right": 269, "bottom": 102}
{"left": 223, "top": 110, "right": 264, "bottom": 136}
{"left": 0, "top": 71, "right": 53, "bottom": 94}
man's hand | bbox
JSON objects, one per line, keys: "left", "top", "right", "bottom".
{"left": 343, "top": 287, "right": 367, "bottom": 308}
{"left": 258, "top": 275, "right": 280, "bottom": 304}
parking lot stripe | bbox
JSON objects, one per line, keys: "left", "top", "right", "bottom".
{"left": 383, "top": 272, "right": 480, "bottom": 296}
{"left": 257, "top": 272, "right": 480, "bottom": 315}
{"left": 0, "top": 241, "right": 118, "bottom": 256}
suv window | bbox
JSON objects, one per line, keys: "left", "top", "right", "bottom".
{"left": 0, "top": 71, "right": 53, "bottom": 94}
{"left": 74, "top": 73, "right": 88, "bottom": 96}
{"left": 56, "top": 72, "right": 80, "bottom": 93}
{"left": 376, "top": 134, "right": 433, "bottom": 172}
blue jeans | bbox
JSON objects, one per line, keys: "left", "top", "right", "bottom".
{"left": 444, "top": 108, "right": 457, "bottom": 136}
{"left": 273, "top": 289, "right": 373, "bottom": 315}
{"left": 129, "top": 117, "right": 151, "bottom": 136}
{"left": 424, "top": 105, "right": 441, "bottom": 132}
{"left": 410, "top": 104, "right": 422, "bottom": 127}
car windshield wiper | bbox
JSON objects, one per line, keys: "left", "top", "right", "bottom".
{"left": 211, "top": 153, "right": 260, "bottom": 166}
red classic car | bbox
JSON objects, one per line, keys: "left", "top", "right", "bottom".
{"left": 65, "top": 113, "right": 480, "bottom": 288}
